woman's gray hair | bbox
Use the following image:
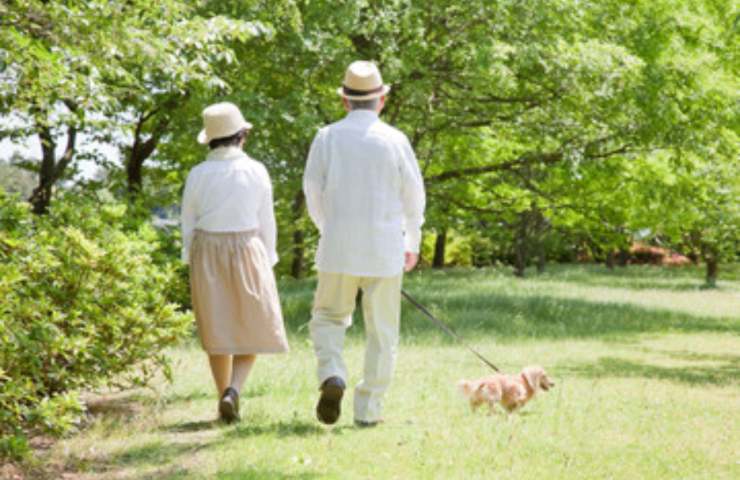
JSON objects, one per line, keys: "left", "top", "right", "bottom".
{"left": 347, "top": 97, "right": 380, "bottom": 111}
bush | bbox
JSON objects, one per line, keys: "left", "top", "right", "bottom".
{"left": 0, "top": 190, "right": 189, "bottom": 458}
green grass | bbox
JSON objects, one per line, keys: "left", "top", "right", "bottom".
{"left": 22, "top": 265, "right": 740, "bottom": 479}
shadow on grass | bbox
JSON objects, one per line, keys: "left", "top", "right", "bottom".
{"left": 527, "top": 264, "right": 740, "bottom": 292}
{"left": 661, "top": 350, "right": 740, "bottom": 364}
{"left": 561, "top": 354, "right": 740, "bottom": 386}
{"left": 397, "top": 289, "right": 738, "bottom": 342}
{"left": 68, "top": 433, "right": 325, "bottom": 479}
{"left": 275, "top": 267, "right": 738, "bottom": 341}
{"left": 104, "top": 439, "right": 218, "bottom": 468}
{"left": 164, "top": 384, "right": 269, "bottom": 406}
{"left": 160, "top": 418, "right": 222, "bottom": 433}
{"left": 84, "top": 420, "right": 332, "bottom": 478}
{"left": 85, "top": 394, "right": 145, "bottom": 418}
{"left": 226, "top": 419, "right": 334, "bottom": 439}
{"left": 163, "top": 389, "right": 212, "bottom": 404}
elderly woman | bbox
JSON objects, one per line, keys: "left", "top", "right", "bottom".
{"left": 181, "top": 102, "right": 289, "bottom": 423}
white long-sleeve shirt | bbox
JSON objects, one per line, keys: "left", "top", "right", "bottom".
{"left": 303, "top": 109, "right": 426, "bottom": 277}
{"left": 181, "top": 146, "right": 278, "bottom": 266}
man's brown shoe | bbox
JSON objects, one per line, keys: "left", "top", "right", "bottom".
{"left": 316, "top": 376, "right": 345, "bottom": 425}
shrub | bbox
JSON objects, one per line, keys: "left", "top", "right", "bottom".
{"left": 0, "top": 190, "right": 190, "bottom": 458}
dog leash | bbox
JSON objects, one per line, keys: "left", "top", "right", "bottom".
{"left": 401, "top": 289, "right": 500, "bottom": 373}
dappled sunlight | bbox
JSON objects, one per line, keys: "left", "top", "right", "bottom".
{"left": 399, "top": 290, "right": 738, "bottom": 341}
{"left": 25, "top": 267, "right": 740, "bottom": 479}
{"left": 562, "top": 355, "right": 739, "bottom": 386}
{"left": 277, "top": 266, "right": 739, "bottom": 343}
{"left": 527, "top": 281, "right": 740, "bottom": 319}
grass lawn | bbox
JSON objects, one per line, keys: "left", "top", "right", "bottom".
{"left": 19, "top": 264, "right": 740, "bottom": 479}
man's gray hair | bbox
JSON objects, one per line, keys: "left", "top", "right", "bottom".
{"left": 347, "top": 97, "right": 380, "bottom": 111}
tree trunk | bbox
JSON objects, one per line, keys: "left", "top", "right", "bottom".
{"left": 29, "top": 126, "right": 56, "bottom": 214}
{"left": 290, "top": 190, "right": 305, "bottom": 279}
{"left": 126, "top": 114, "right": 168, "bottom": 195}
{"left": 513, "top": 212, "right": 528, "bottom": 278}
{"left": 28, "top": 122, "right": 77, "bottom": 214}
{"left": 705, "top": 256, "right": 718, "bottom": 288}
{"left": 126, "top": 95, "right": 184, "bottom": 195}
{"left": 514, "top": 243, "right": 526, "bottom": 277}
{"left": 606, "top": 251, "right": 616, "bottom": 269}
{"left": 127, "top": 151, "right": 144, "bottom": 194}
{"left": 536, "top": 246, "right": 546, "bottom": 274}
{"left": 531, "top": 208, "right": 548, "bottom": 274}
{"left": 432, "top": 229, "right": 446, "bottom": 269}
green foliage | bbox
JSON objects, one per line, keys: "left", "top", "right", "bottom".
{"left": 0, "top": 189, "right": 190, "bottom": 458}
{"left": 420, "top": 230, "right": 475, "bottom": 268}
{"left": 3, "top": 0, "right": 737, "bottom": 279}
{"left": 0, "top": 0, "right": 264, "bottom": 112}
{"left": 0, "top": 0, "right": 268, "bottom": 210}
{"left": 0, "top": 158, "right": 35, "bottom": 198}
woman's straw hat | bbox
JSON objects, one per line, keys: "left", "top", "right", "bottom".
{"left": 197, "top": 102, "right": 253, "bottom": 144}
{"left": 337, "top": 61, "right": 391, "bottom": 100}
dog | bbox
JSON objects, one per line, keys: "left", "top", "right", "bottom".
{"left": 458, "top": 365, "right": 554, "bottom": 413}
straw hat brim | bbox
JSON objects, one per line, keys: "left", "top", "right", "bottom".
{"left": 337, "top": 85, "right": 391, "bottom": 101}
{"left": 197, "top": 120, "right": 253, "bottom": 145}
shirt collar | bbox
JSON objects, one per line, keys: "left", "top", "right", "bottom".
{"left": 206, "top": 146, "right": 246, "bottom": 161}
{"left": 346, "top": 109, "right": 379, "bottom": 122}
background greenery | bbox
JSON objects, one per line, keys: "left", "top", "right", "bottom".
{"left": 0, "top": 0, "right": 738, "bottom": 471}
{"left": 1, "top": 0, "right": 737, "bottom": 280}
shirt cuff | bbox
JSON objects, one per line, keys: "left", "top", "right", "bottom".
{"left": 404, "top": 228, "right": 422, "bottom": 254}
{"left": 269, "top": 251, "right": 279, "bottom": 267}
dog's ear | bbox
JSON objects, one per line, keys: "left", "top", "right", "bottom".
{"left": 541, "top": 373, "right": 554, "bottom": 391}
{"left": 521, "top": 366, "right": 543, "bottom": 391}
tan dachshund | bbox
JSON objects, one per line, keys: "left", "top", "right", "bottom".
{"left": 458, "top": 366, "right": 554, "bottom": 413}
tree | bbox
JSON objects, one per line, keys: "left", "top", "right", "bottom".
{"left": 407, "top": 0, "right": 738, "bottom": 277}
{"left": 0, "top": 1, "right": 263, "bottom": 212}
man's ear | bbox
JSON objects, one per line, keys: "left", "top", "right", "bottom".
{"left": 377, "top": 95, "right": 386, "bottom": 113}
{"left": 342, "top": 97, "right": 351, "bottom": 112}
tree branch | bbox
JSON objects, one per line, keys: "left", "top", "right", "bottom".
{"left": 426, "top": 152, "right": 563, "bottom": 184}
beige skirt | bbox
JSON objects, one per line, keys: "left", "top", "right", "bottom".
{"left": 190, "top": 229, "right": 289, "bottom": 355}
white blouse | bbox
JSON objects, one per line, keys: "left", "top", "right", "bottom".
{"left": 181, "top": 146, "right": 278, "bottom": 266}
{"left": 303, "top": 110, "right": 426, "bottom": 277}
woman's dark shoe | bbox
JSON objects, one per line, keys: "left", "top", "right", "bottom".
{"left": 316, "top": 376, "right": 345, "bottom": 425}
{"left": 219, "top": 387, "right": 240, "bottom": 423}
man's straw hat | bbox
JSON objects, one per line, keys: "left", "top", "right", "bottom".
{"left": 337, "top": 61, "right": 391, "bottom": 100}
{"left": 197, "top": 102, "right": 253, "bottom": 145}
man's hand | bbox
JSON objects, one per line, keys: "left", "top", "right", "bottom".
{"left": 404, "top": 252, "right": 418, "bottom": 272}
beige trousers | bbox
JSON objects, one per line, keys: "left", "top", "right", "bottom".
{"left": 309, "top": 271, "right": 402, "bottom": 423}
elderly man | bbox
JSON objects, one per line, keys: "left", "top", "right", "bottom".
{"left": 303, "top": 60, "right": 426, "bottom": 427}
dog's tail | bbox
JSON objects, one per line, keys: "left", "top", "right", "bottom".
{"left": 457, "top": 379, "right": 476, "bottom": 398}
